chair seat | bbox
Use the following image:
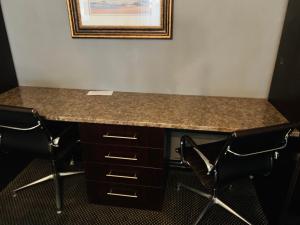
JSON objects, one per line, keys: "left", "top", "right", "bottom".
{"left": 44, "top": 120, "right": 73, "bottom": 138}
{"left": 184, "top": 140, "right": 227, "bottom": 190}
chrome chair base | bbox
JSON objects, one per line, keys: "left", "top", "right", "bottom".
{"left": 177, "top": 183, "right": 252, "bottom": 225}
{"left": 12, "top": 171, "right": 84, "bottom": 214}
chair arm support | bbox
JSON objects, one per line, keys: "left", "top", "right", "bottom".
{"left": 0, "top": 121, "right": 41, "bottom": 131}
{"left": 180, "top": 135, "right": 213, "bottom": 173}
{"left": 226, "top": 142, "right": 287, "bottom": 157}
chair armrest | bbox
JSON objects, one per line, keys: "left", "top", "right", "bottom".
{"left": 180, "top": 135, "right": 213, "bottom": 173}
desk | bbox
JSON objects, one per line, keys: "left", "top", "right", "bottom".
{"left": 0, "top": 86, "right": 287, "bottom": 131}
{"left": 0, "top": 86, "right": 289, "bottom": 209}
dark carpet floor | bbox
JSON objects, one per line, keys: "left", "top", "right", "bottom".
{"left": 0, "top": 159, "right": 267, "bottom": 225}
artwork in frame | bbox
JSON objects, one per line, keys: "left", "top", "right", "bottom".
{"left": 67, "top": 0, "right": 173, "bottom": 39}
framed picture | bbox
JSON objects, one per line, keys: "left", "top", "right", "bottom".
{"left": 67, "top": 0, "right": 173, "bottom": 39}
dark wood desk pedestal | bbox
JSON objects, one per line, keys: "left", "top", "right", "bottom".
{"left": 80, "top": 123, "right": 166, "bottom": 210}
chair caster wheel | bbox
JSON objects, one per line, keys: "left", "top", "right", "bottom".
{"left": 57, "top": 210, "right": 62, "bottom": 214}
{"left": 12, "top": 192, "right": 17, "bottom": 198}
{"left": 177, "top": 183, "right": 181, "bottom": 191}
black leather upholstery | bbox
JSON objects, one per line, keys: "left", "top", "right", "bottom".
{"left": 0, "top": 105, "right": 78, "bottom": 157}
{"left": 216, "top": 154, "right": 274, "bottom": 186}
{"left": 0, "top": 105, "right": 50, "bottom": 156}
{"left": 0, "top": 105, "right": 41, "bottom": 129}
{"left": 1, "top": 129, "right": 51, "bottom": 155}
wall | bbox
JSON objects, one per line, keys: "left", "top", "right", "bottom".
{"left": 0, "top": 3, "right": 18, "bottom": 93}
{"left": 1, "top": 0, "right": 288, "bottom": 98}
{"left": 269, "top": 0, "right": 300, "bottom": 122}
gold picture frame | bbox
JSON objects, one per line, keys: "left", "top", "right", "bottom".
{"left": 67, "top": 0, "right": 173, "bottom": 39}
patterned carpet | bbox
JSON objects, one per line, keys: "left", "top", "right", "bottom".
{"left": 0, "top": 159, "right": 267, "bottom": 225}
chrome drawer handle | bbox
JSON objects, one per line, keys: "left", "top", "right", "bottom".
{"left": 102, "top": 133, "right": 138, "bottom": 140}
{"left": 106, "top": 170, "right": 138, "bottom": 180}
{"left": 104, "top": 153, "right": 138, "bottom": 161}
{"left": 107, "top": 190, "right": 138, "bottom": 198}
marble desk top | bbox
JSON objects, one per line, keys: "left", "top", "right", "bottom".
{"left": 0, "top": 86, "right": 288, "bottom": 133}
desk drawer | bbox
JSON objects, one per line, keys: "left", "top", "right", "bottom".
{"left": 82, "top": 143, "right": 164, "bottom": 168}
{"left": 85, "top": 163, "right": 164, "bottom": 186}
{"left": 80, "top": 123, "right": 165, "bottom": 148}
{"left": 86, "top": 181, "right": 164, "bottom": 210}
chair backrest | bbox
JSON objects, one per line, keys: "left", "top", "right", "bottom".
{"left": 0, "top": 105, "right": 52, "bottom": 156}
{"left": 214, "top": 122, "right": 300, "bottom": 186}
{"left": 229, "top": 123, "right": 297, "bottom": 156}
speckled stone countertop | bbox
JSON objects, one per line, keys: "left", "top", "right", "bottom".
{"left": 0, "top": 86, "right": 289, "bottom": 133}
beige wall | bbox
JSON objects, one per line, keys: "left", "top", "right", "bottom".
{"left": 1, "top": 0, "right": 288, "bottom": 98}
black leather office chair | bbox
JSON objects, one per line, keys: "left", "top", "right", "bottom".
{"left": 177, "top": 122, "right": 300, "bottom": 225}
{"left": 0, "top": 105, "right": 83, "bottom": 214}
